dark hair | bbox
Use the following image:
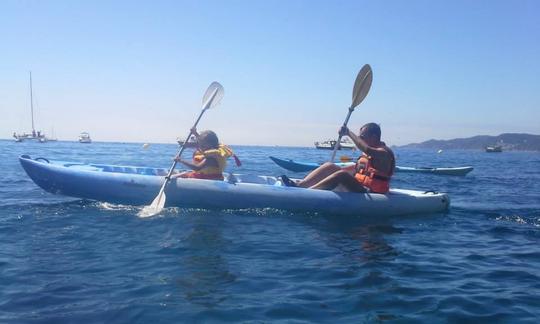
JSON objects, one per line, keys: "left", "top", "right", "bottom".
{"left": 361, "top": 123, "right": 381, "bottom": 141}
{"left": 198, "top": 130, "right": 219, "bottom": 149}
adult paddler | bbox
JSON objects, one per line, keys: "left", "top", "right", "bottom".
{"left": 281, "top": 123, "right": 395, "bottom": 193}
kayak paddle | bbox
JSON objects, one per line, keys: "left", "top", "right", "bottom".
{"left": 138, "top": 82, "right": 224, "bottom": 217}
{"left": 330, "top": 64, "right": 373, "bottom": 162}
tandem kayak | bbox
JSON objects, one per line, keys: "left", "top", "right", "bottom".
{"left": 269, "top": 156, "right": 473, "bottom": 176}
{"left": 19, "top": 155, "right": 449, "bottom": 217}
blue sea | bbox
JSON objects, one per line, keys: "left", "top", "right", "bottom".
{"left": 1, "top": 139, "right": 539, "bottom": 323}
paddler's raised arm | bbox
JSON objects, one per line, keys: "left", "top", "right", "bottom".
{"left": 340, "top": 126, "right": 369, "bottom": 152}
{"left": 339, "top": 126, "right": 387, "bottom": 158}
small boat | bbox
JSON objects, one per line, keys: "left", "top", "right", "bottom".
{"left": 13, "top": 73, "right": 51, "bottom": 143}
{"left": 314, "top": 137, "right": 355, "bottom": 150}
{"left": 269, "top": 156, "right": 474, "bottom": 176}
{"left": 19, "top": 155, "right": 449, "bottom": 217}
{"left": 177, "top": 135, "right": 197, "bottom": 148}
{"left": 485, "top": 145, "right": 502, "bottom": 153}
{"left": 79, "top": 132, "right": 92, "bottom": 143}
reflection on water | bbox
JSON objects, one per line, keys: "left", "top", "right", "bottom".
{"left": 312, "top": 215, "right": 402, "bottom": 266}
{"left": 174, "top": 214, "right": 236, "bottom": 308}
{"left": 351, "top": 225, "right": 402, "bottom": 264}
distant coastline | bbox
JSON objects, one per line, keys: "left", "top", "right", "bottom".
{"left": 398, "top": 133, "right": 540, "bottom": 151}
{"left": 3, "top": 133, "right": 540, "bottom": 151}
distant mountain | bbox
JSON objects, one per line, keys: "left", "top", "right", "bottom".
{"left": 399, "top": 133, "right": 540, "bottom": 151}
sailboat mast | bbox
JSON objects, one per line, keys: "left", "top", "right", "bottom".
{"left": 30, "top": 71, "right": 35, "bottom": 132}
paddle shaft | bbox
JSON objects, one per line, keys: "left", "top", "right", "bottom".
{"left": 330, "top": 106, "right": 354, "bottom": 162}
{"left": 164, "top": 109, "right": 206, "bottom": 180}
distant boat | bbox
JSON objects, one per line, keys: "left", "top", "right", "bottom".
{"left": 177, "top": 135, "right": 197, "bottom": 148}
{"left": 13, "top": 72, "right": 51, "bottom": 143}
{"left": 79, "top": 132, "right": 92, "bottom": 143}
{"left": 13, "top": 131, "right": 47, "bottom": 142}
{"left": 314, "top": 137, "right": 355, "bottom": 150}
{"left": 485, "top": 145, "right": 502, "bottom": 153}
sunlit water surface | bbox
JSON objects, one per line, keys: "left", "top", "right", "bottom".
{"left": 1, "top": 140, "right": 539, "bottom": 322}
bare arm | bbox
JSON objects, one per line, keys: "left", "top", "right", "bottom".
{"left": 175, "top": 156, "right": 218, "bottom": 171}
{"left": 190, "top": 127, "right": 200, "bottom": 141}
{"left": 342, "top": 126, "right": 369, "bottom": 152}
{"left": 341, "top": 126, "right": 389, "bottom": 159}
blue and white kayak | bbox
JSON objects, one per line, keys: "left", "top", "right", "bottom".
{"left": 269, "top": 156, "right": 473, "bottom": 176}
{"left": 19, "top": 155, "right": 450, "bottom": 216}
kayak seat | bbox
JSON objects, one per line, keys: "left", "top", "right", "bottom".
{"left": 125, "top": 167, "right": 137, "bottom": 174}
{"left": 136, "top": 167, "right": 158, "bottom": 175}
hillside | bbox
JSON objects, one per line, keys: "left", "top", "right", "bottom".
{"left": 399, "top": 133, "right": 540, "bottom": 151}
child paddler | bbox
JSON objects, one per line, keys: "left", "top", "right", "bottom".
{"left": 173, "top": 127, "right": 241, "bottom": 181}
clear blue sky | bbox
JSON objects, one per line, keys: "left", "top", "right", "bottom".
{"left": 1, "top": 0, "right": 538, "bottom": 146}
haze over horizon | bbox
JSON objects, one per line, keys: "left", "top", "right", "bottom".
{"left": 1, "top": 1, "right": 539, "bottom": 146}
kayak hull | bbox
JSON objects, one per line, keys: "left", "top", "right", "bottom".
{"left": 395, "top": 166, "right": 474, "bottom": 176}
{"left": 20, "top": 155, "right": 450, "bottom": 216}
{"left": 270, "top": 156, "right": 473, "bottom": 176}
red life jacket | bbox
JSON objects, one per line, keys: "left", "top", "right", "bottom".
{"left": 354, "top": 145, "right": 395, "bottom": 194}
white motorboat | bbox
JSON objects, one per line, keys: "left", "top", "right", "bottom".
{"left": 314, "top": 137, "right": 355, "bottom": 150}
{"left": 79, "top": 132, "right": 92, "bottom": 143}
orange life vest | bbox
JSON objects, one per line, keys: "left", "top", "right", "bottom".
{"left": 354, "top": 146, "right": 395, "bottom": 194}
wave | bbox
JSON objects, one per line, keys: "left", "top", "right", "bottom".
{"left": 452, "top": 205, "right": 540, "bottom": 227}
{"left": 0, "top": 198, "right": 82, "bottom": 209}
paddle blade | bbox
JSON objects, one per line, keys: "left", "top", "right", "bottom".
{"left": 339, "top": 156, "right": 352, "bottom": 162}
{"left": 351, "top": 64, "right": 373, "bottom": 109}
{"left": 138, "top": 190, "right": 166, "bottom": 218}
{"left": 202, "top": 81, "right": 224, "bottom": 110}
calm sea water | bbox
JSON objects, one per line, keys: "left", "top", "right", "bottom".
{"left": 1, "top": 140, "right": 539, "bottom": 323}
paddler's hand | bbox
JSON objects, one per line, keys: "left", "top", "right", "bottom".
{"left": 339, "top": 126, "right": 350, "bottom": 137}
{"left": 190, "top": 127, "right": 199, "bottom": 137}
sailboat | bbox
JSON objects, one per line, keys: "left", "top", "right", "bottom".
{"left": 13, "top": 72, "right": 50, "bottom": 143}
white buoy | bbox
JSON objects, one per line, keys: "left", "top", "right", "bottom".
{"left": 143, "top": 143, "right": 150, "bottom": 149}
{"left": 437, "top": 149, "right": 443, "bottom": 154}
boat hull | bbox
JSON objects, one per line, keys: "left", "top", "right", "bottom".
{"left": 485, "top": 146, "right": 502, "bottom": 153}
{"left": 19, "top": 155, "right": 449, "bottom": 216}
{"left": 269, "top": 156, "right": 473, "bottom": 176}
{"left": 395, "top": 166, "right": 474, "bottom": 176}
{"left": 270, "top": 156, "right": 351, "bottom": 172}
